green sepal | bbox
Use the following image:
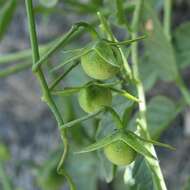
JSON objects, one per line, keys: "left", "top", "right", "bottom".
{"left": 93, "top": 41, "right": 120, "bottom": 68}
{"left": 126, "top": 130, "right": 175, "bottom": 150}
{"left": 76, "top": 132, "right": 120, "bottom": 154}
{"left": 104, "top": 35, "right": 147, "bottom": 46}
{"left": 110, "top": 87, "right": 140, "bottom": 102}
{"left": 119, "top": 133, "right": 156, "bottom": 160}
{"left": 51, "top": 47, "right": 92, "bottom": 72}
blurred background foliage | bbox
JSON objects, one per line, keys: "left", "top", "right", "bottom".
{"left": 0, "top": 0, "right": 190, "bottom": 190}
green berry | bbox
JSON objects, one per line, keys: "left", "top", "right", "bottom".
{"left": 78, "top": 85, "right": 112, "bottom": 113}
{"left": 81, "top": 51, "right": 119, "bottom": 80}
{"left": 104, "top": 141, "right": 136, "bottom": 166}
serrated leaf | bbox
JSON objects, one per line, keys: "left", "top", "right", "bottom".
{"left": 130, "top": 156, "right": 154, "bottom": 190}
{"left": 173, "top": 22, "right": 190, "bottom": 69}
{"left": 139, "top": 58, "right": 158, "bottom": 91}
{"left": 146, "top": 96, "right": 183, "bottom": 139}
{"left": 142, "top": 2, "right": 178, "bottom": 82}
{"left": 128, "top": 96, "right": 182, "bottom": 140}
{"left": 120, "top": 133, "right": 156, "bottom": 160}
{"left": 76, "top": 132, "right": 119, "bottom": 153}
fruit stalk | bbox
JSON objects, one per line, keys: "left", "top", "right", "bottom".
{"left": 131, "top": 0, "right": 167, "bottom": 189}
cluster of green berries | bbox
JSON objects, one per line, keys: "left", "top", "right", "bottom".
{"left": 78, "top": 42, "right": 136, "bottom": 166}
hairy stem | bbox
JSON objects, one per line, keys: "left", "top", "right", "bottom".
{"left": 131, "top": 0, "right": 167, "bottom": 190}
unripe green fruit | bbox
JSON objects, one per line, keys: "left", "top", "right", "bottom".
{"left": 81, "top": 51, "right": 119, "bottom": 80}
{"left": 78, "top": 85, "right": 112, "bottom": 113}
{"left": 104, "top": 141, "right": 136, "bottom": 166}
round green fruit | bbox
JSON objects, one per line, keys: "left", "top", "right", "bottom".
{"left": 104, "top": 141, "right": 136, "bottom": 166}
{"left": 81, "top": 51, "right": 119, "bottom": 80}
{"left": 78, "top": 85, "right": 112, "bottom": 113}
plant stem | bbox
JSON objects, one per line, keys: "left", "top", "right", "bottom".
{"left": 97, "top": 11, "right": 132, "bottom": 79}
{"left": 0, "top": 62, "right": 31, "bottom": 78}
{"left": 25, "top": 0, "right": 75, "bottom": 189}
{"left": 49, "top": 61, "right": 79, "bottom": 90}
{"left": 164, "top": 0, "right": 190, "bottom": 105}
{"left": 0, "top": 163, "right": 12, "bottom": 190}
{"left": 131, "top": 1, "right": 167, "bottom": 190}
{"left": 164, "top": 0, "right": 172, "bottom": 41}
{"left": 32, "top": 22, "right": 99, "bottom": 72}
{"left": 0, "top": 45, "right": 49, "bottom": 65}
{"left": 25, "top": 0, "right": 63, "bottom": 126}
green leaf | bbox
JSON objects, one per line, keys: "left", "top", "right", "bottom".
{"left": 97, "top": 151, "right": 116, "bottom": 183}
{"left": 142, "top": 2, "right": 178, "bottom": 82}
{"left": 0, "top": 0, "right": 17, "bottom": 40}
{"left": 139, "top": 58, "right": 158, "bottom": 91}
{"left": 76, "top": 132, "right": 119, "bottom": 154}
{"left": 65, "top": 149, "right": 97, "bottom": 190}
{"left": 94, "top": 41, "right": 120, "bottom": 68}
{"left": 128, "top": 96, "right": 182, "bottom": 140}
{"left": 130, "top": 157, "right": 154, "bottom": 190}
{"left": 146, "top": 96, "right": 183, "bottom": 139}
{"left": 173, "top": 22, "right": 190, "bottom": 69}
{"left": 120, "top": 133, "right": 156, "bottom": 160}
